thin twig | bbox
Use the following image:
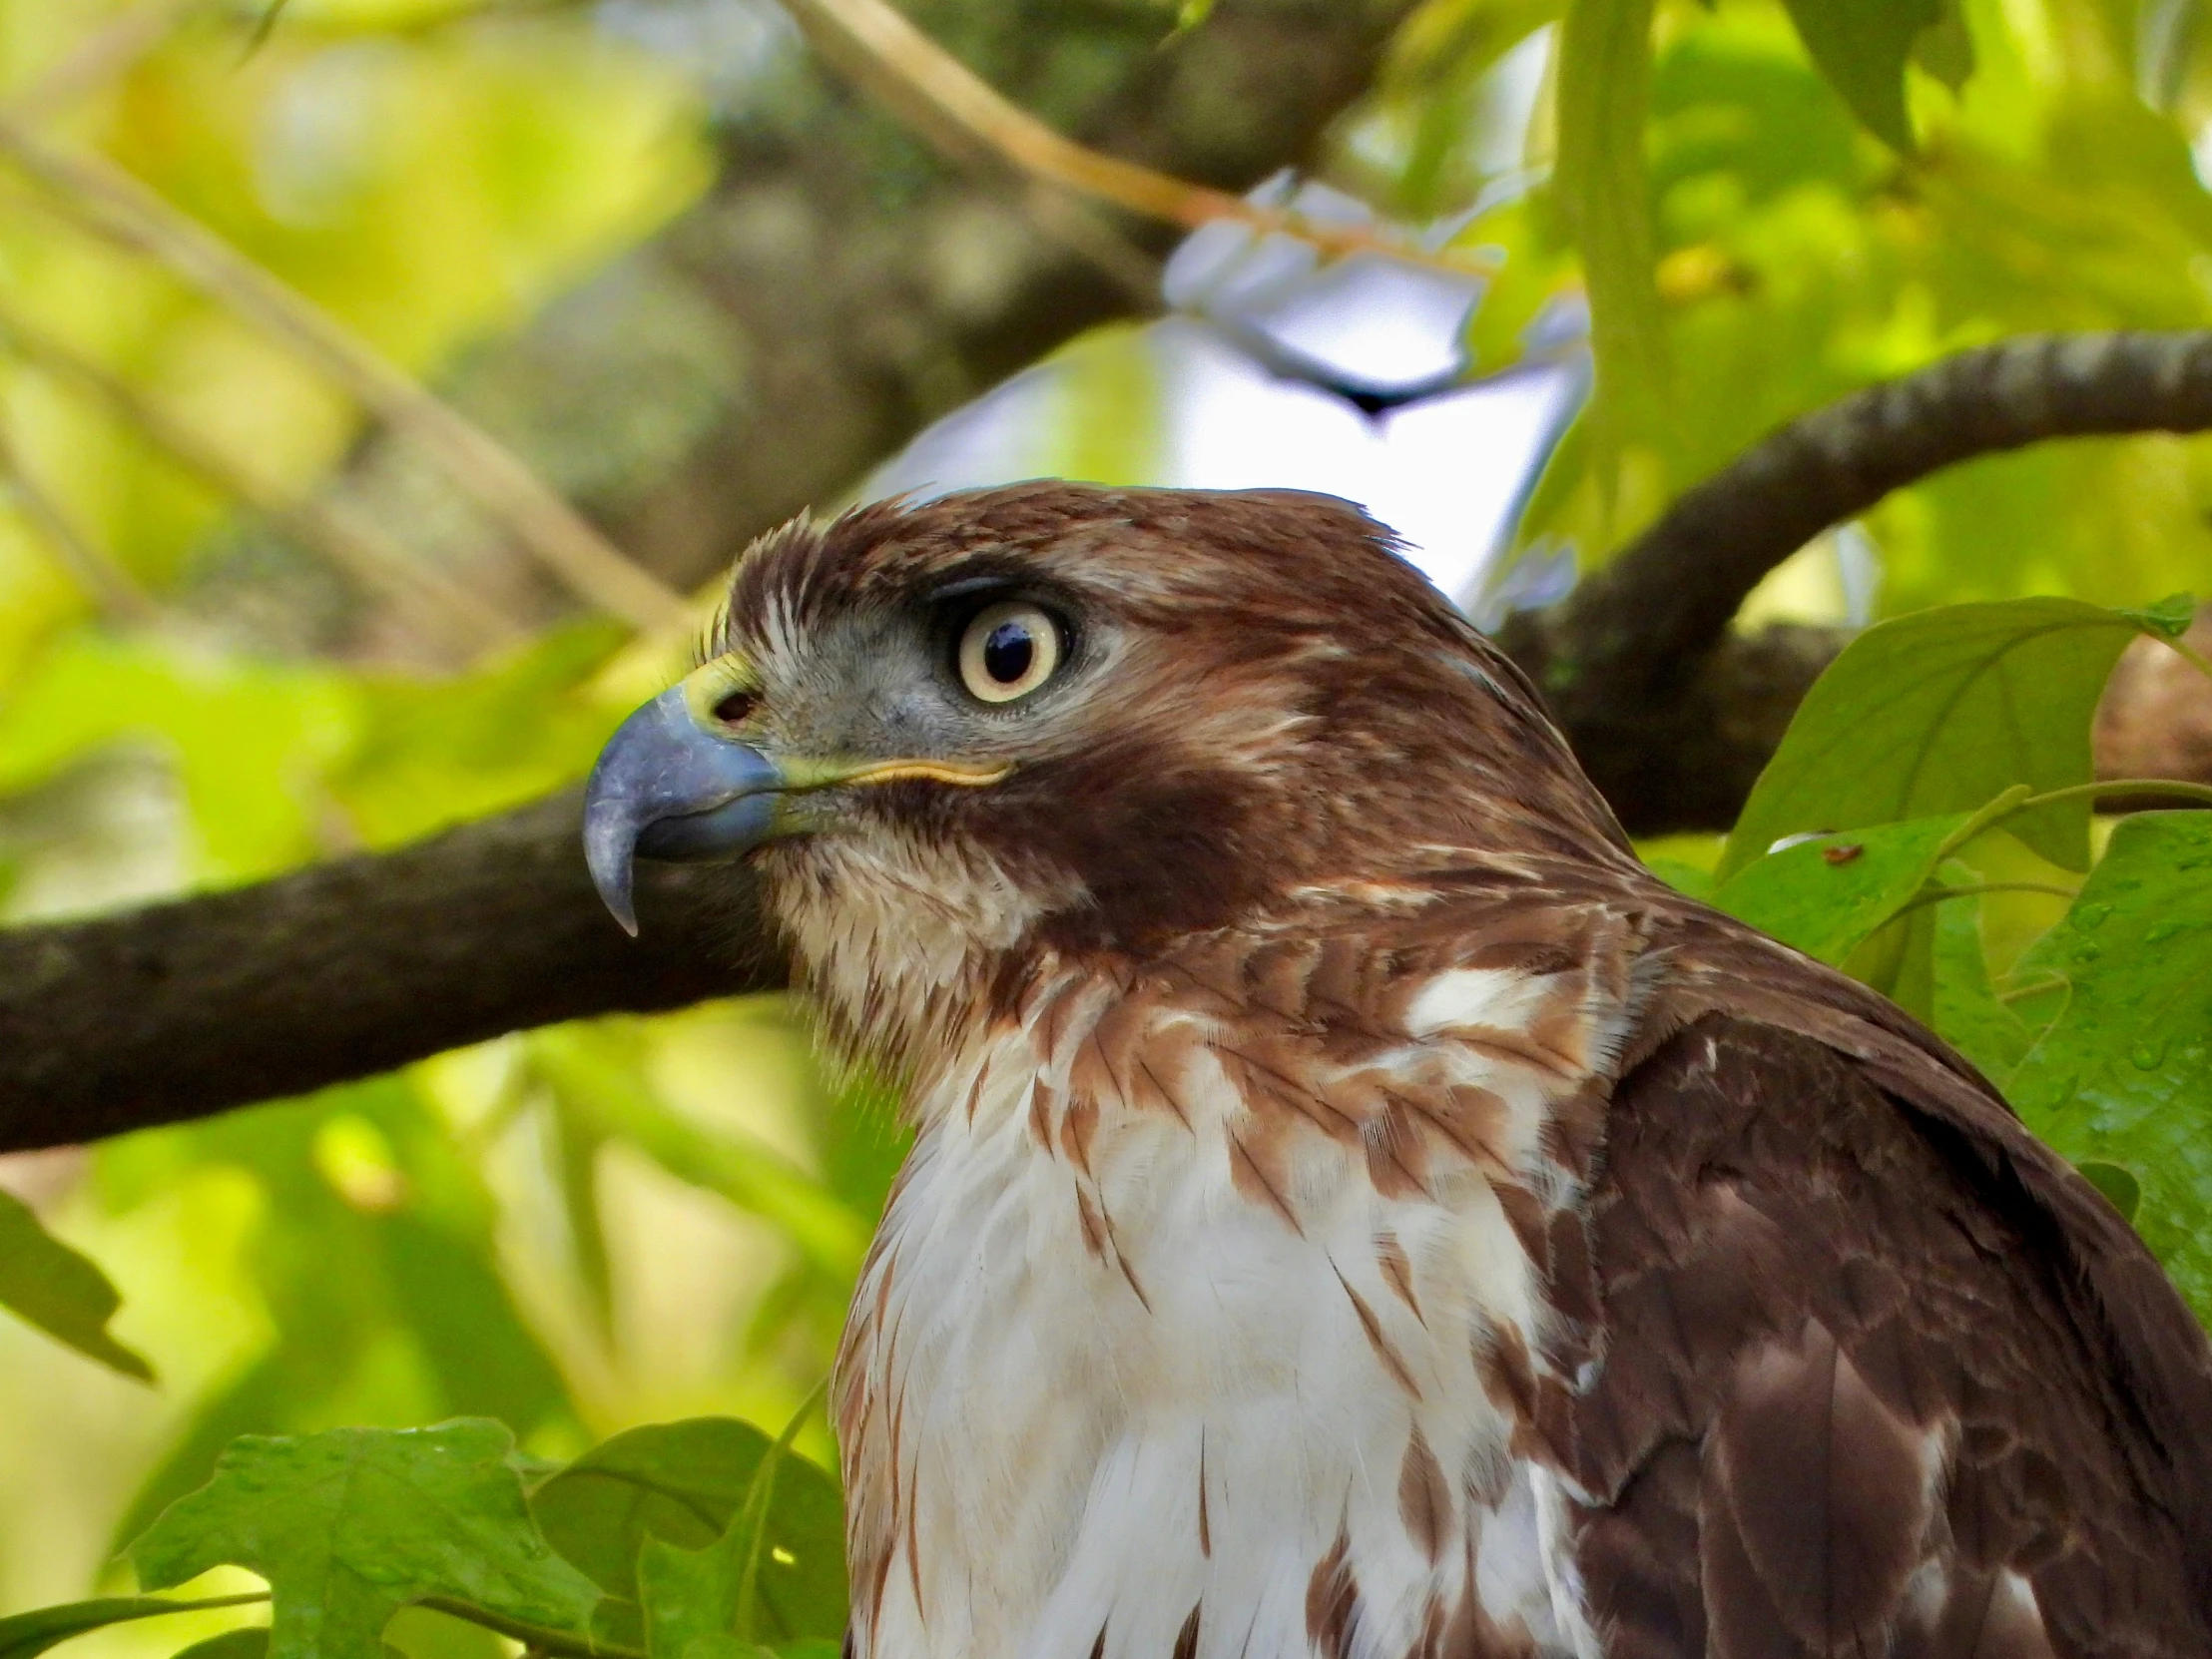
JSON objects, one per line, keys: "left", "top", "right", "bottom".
{"left": 2013, "top": 777, "right": 2212, "bottom": 813}
{"left": 3, "top": 0, "right": 206, "bottom": 125}
{"left": 774, "top": 0, "right": 1492, "bottom": 279}
{"left": 0, "top": 413, "right": 159, "bottom": 623}
{"left": 0, "top": 301, "right": 522, "bottom": 656}
{"left": 0, "top": 116, "right": 687, "bottom": 631}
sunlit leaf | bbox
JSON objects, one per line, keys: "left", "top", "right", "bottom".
{"left": 1718, "top": 599, "right": 2152, "bottom": 878}
{"left": 1553, "top": 0, "right": 1669, "bottom": 476}
{"left": 2004, "top": 813, "right": 2212, "bottom": 1318}
{"left": 333, "top": 623, "right": 629, "bottom": 848}
{"left": 1641, "top": 855, "right": 1715, "bottom": 900}
{"left": 1713, "top": 815, "right": 1970, "bottom": 966}
{"left": 0, "top": 1190, "right": 154, "bottom": 1382}
{"left": 132, "top": 1420, "right": 602, "bottom": 1659}
{"left": 0, "top": 1596, "right": 263, "bottom": 1659}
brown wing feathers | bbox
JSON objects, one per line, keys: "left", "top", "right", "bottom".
{"left": 1564, "top": 1001, "right": 2212, "bottom": 1657}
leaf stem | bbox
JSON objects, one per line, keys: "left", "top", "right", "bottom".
{"left": 1889, "top": 880, "right": 2079, "bottom": 921}
{"left": 2014, "top": 778, "right": 2212, "bottom": 812}
{"left": 1937, "top": 778, "right": 2212, "bottom": 864}
{"left": 734, "top": 1375, "right": 831, "bottom": 1643}
{"left": 1932, "top": 785, "right": 2034, "bottom": 863}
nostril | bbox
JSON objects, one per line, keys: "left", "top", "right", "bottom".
{"left": 713, "top": 689, "right": 759, "bottom": 726}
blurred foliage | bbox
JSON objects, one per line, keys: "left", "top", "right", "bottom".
{"left": 2, "top": 0, "right": 2212, "bottom": 1654}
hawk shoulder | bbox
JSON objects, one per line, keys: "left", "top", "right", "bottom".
{"left": 1563, "top": 992, "right": 2212, "bottom": 1657}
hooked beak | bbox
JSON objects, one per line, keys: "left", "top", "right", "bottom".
{"left": 582, "top": 686, "right": 781, "bottom": 936}
{"left": 582, "top": 669, "right": 1011, "bottom": 935}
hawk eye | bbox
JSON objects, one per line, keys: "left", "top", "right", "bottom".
{"left": 956, "top": 602, "right": 1061, "bottom": 704}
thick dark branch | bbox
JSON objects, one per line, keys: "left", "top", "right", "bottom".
{"left": 0, "top": 793, "right": 777, "bottom": 1149}
{"left": 1503, "top": 331, "right": 2212, "bottom": 830}
{"left": 9, "top": 343, "right": 2212, "bottom": 1148}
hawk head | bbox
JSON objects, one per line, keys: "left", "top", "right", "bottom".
{"left": 584, "top": 482, "right": 1628, "bottom": 1069}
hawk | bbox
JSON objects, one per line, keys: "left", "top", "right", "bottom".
{"left": 583, "top": 483, "right": 2212, "bottom": 1659}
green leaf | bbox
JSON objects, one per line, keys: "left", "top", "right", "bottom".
{"left": 0, "top": 1191, "right": 154, "bottom": 1382}
{"left": 2004, "top": 813, "right": 2212, "bottom": 1319}
{"left": 2074, "top": 1161, "right": 2143, "bottom": 1223}
{"left": 1719, "top": 599, "right": 2149, "bottom": 878}
{"left": 1712, "top": 814, "right": 1968, "bottom": 966}
{"left": 2117, "top": 590, "right": 2199, "bottom": 641}
{"left": 1554, "top": 0, "right": 1670, "bottom": 466}
{"left": 1641, "top": 856, "right": 1715, "bottom": 900}
{"left": 0, "top": 1596, "right": 264, "bottom": 1659}
{"left": 1775, "top": 0, "right": 1941, "bottom": 150}
{"left": 131, "top": 1420, "right": 602, "bottom": 1659}
{"left": 533, "top": 1418, "right": 844, "bottom": 1649}
{"left": 1926, "top": 865, "right": 2036, "bottom": 1080}
{"left": 632, "top": 1400, "right": 844, "bottom": 1656}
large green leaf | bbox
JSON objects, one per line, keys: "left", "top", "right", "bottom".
{"left": 1719, "top": 599, "right": 2151, "bottom": 878}
{"left": 0, "top": 1191, "right": 153, "bottom": 1382}
{"left": 532, "top": 1418, "right": 844, "bottom": 1650}
{"left": 0, "top": 1596, "right": 264, "bottom": 1659}
{"left": 629, "top": 1409, "right": 846, "bottom": 1656}
{"left": 131, "top": 1420, "right": 602, "bottom": 1659}
{"left": 1711, "top": 813, "right": 1969, "bottom": 966}
{"left": 1775, "top": 0, "right": 1941, "bottom": 151}
{"left": 2004, "top": 814, "right": 2212, "bottom": 1319}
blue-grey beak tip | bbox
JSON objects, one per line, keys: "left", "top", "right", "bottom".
{"left": 582, "top": 686, "right": 785, "bottom": 936}
{"left": 582, "top": 787, "right": 644, "bottom": 938}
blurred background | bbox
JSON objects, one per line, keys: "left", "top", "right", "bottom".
{"left": 4, "top": 0, "right": 2212, "bottom": 1641}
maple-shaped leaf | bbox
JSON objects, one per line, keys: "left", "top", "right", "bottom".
{"left": 131, "top": 1420, "right": 601, "bottom": 1659}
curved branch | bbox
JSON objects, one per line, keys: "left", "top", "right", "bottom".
{"left": 0, "top": 793, "right": 779, "bottom": 1151}
{"left": 1502, "top": 330, "right": 2212, "bottom": 828}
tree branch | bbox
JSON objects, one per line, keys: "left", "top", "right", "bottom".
{"left": 1501, "top": 331, "right": 2212, "bottom": 829}
{"left": 0, "top": 792, "right": 777, "bottom": 1151}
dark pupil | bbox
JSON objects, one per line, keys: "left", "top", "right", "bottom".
{"left": 982, "top": 620, "right": 1034, "bottom": 684}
